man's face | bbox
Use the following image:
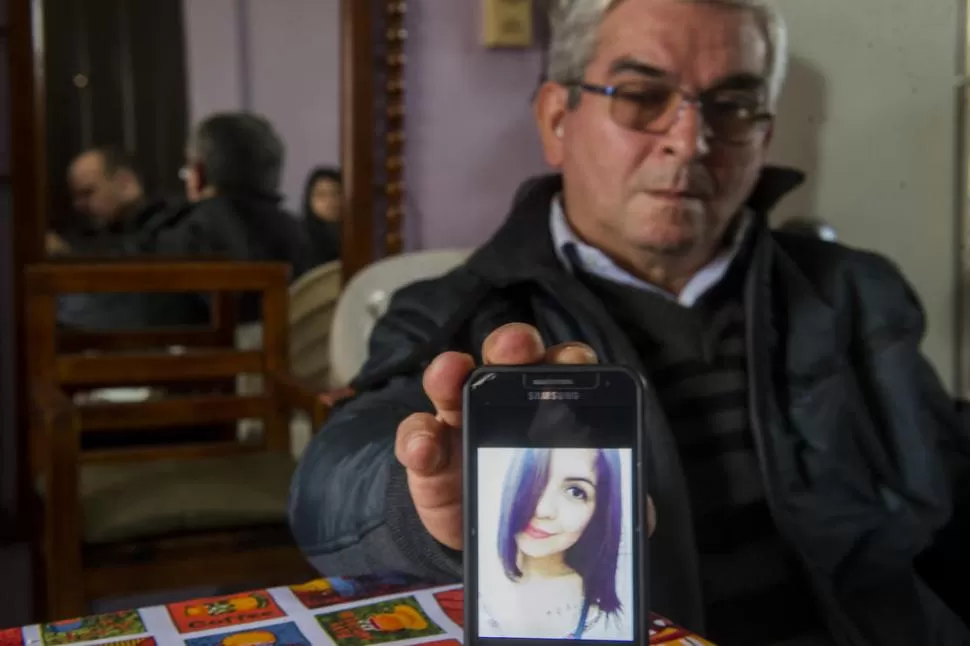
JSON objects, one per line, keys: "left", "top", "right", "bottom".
{"left": 545, "top": 0, "right": 773, "bottom": 260}
{"left": 68, "top": 153, "right": 132, "bottom": 227}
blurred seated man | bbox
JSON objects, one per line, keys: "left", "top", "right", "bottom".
{"left": 58, "top": 112, "right": 312, "bottom": 329}
{"left": 48, "top": 146, "right": 170, "bottom": 255}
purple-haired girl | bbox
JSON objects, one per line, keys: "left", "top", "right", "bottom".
{"left": 478, "top": 447, "right": 627, "bottom": 640}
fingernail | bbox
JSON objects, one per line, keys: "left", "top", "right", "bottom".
{"left": 487, "top": 323, "right": 543, "bottom": 355}
{"left": 574, "top": 345, "right": 597, "bottom": 362}
{"left": 407, "top": 434, "right": 443, "bottom": 470}
{"left": 561, "top": 344, "right": 597, "bottom": 363}
{"left": 406, "top": 434, "right": 428, "bottom": 454}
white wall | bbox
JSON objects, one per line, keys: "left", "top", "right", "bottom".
{"left": 767, "top": 0, "right": 961, "bottom": 390}
{"left": 182, "top": 0, "right": 341, "bottom": 213}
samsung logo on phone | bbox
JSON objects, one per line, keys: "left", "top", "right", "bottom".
{"left": 528, "top": 391, "right": 581, "bottom": 400}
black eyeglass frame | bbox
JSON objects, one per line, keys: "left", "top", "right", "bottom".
{"left": 569, "top": 81, "right": 774, "bottom": 144}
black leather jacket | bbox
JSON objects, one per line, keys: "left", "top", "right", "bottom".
{"left": 290, "top": 169, "right": 970, "bottom": 645}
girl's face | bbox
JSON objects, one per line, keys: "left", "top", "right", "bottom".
{"left": 310, "top": 178, "right": 342, "bottom": 222}
{"left": 515, "top": 449, "right": 598, "bottom": 559}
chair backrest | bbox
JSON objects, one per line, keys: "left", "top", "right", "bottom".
{"left": 235, "top": 261, "right": 342, "bottom": 457}
{"left": 288, "top": 260, "right": 342, "bottom": 388}
{"left": 329, "top": 248, "right": 473, "bottom": 387}
{"left": 236, "top": 261, "right": 342, "bottom": 382}
{"left": 26, "top": 260, "right": 293, "bottom": 471}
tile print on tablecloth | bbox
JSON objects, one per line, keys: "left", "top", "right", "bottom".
{"left": 430, "top": 589, "right": 462, "bottom": 629}
{"left": 40, "top": 610, "right": 146, "bottom": 645}
{"left": 97, "top": 639, "right": 156, "bottom": 646}
{"left": 316, "top": 595, "right": 446, "bottom": 646}
{"left": 167, "top": 590, "right": 286, "bottom": 633}
{"left": 0, "top": 627, "right": 23, "bottom": 646}
{"left": 182, "top": 621, "right": 310, "bottom": 646}
{"left": 289, "top": 573, "right": 426, "bottom": 611}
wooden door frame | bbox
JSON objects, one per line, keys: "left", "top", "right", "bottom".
{"left": 6, "top": 0, "right": 47, "bottom": 541}
{"left": 340, "top": 0, "right": 408, "bottom": 281}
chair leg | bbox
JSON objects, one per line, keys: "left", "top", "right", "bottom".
{"left": 44, "top": 544, "right": 87, "bottom": 621}
{"left": 40, "top": 394, "right": 87, "bottom": 621}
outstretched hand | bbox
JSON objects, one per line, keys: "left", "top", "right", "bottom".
{"left": 395, "top": 323, "right": 655, "bottom": 550}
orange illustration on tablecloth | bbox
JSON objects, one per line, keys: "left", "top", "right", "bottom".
{"left": 432, "top": 589, "right": 463, "bottom": 628}
{"left": 183, "top": 621, "right": 311, "bottom": 646}
{"left": 289, "top": 574, "right": 424, "bottom": 610}
{"left": 317, "top": 596, "right": 445, "bottom": 646}
{"left": 168, "top": 590, "right": 286, "bottom": 633}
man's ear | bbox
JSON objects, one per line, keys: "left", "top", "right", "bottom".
{"left": 534, "top": 81, "right": 570, "bottom": 168}
{"left": 192, "top": 162, "right": 207, "bottom": 190}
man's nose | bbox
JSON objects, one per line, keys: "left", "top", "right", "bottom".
{"left": 660, "top": 102, "right": 710, "bottom": 160}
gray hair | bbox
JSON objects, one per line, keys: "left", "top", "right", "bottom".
{"left": 545, "top": 0, "right": 788, "bottom": 110}
{"left": 188, "top": 112, "right": 284, "bottom": 195}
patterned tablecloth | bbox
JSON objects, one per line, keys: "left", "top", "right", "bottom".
{"left": 1, "top": 576, "right": 714, "bottom": 645}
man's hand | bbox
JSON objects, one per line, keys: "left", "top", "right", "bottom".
{"left": 394, "top": 323, "right": 654, "bottom": 551}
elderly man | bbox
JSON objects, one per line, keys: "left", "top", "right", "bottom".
{"left": 289, "top": 1, "right": 969, "bottom": 644}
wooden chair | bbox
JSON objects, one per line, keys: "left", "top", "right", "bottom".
{"left": 235, "top": 261, "right": 343, "bottom": 457}
{"left": 25, "top": 260, "right": 331, "bottom": 621}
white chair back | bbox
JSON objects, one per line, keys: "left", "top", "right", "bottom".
{"left": 329, "top": 249, "right": 473, "bottom": 387}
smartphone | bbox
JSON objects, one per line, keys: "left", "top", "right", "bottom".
{"left": 463, "top": 365, "right": 648, "bottom": 646}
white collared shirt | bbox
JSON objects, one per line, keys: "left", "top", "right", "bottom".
{"left": 549, "top": 197, "right": 749, "bottom": 307}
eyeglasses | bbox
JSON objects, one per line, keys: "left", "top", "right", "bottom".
{"left": 572, "top": 80, "right": 773, "bottom": 144}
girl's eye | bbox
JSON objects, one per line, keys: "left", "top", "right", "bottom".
{"left": 565, "top": 486, "right": 589, "bottom": 502}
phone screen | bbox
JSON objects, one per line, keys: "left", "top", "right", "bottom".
{"left": 463, "top": 367, "right": 645, "bottom": 646}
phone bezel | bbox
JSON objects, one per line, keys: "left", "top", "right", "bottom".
{"left": 461, "top": 364, "right": 649, "bottom": 646}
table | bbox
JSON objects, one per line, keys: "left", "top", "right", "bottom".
{"left": 2, "top": 576, "right": 714, "bottom": 645}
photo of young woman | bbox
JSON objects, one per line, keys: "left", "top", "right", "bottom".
{"left": 476, "top": 444, "right": 634, "bottom": 641}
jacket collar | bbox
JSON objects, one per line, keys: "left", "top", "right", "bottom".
{"left": 467, "top": 165, "right": 806, "bottom": 284}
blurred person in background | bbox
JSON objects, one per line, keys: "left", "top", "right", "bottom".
{"left": 302, "top": 166, "right": 343, "bottom": 267}
{"left": 48, "top": 146, "right": 170, "bottom": 255}
{"left": 58, "top": 112, "right": 311, "bottom": 329}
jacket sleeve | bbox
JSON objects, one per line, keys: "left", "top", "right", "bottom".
{"left": 848, "top": 252, "right": 970, "bottom": 544}
{"left": 288, "top": 275, "right": 480, "bottom": 582}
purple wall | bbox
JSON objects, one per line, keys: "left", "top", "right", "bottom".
{"left": 182, "top": 0, "right": 340, "bottom": 213}
{"left": 404, "top": 1, "right": 549, "bottom": 250}
{"left": 182, "top": 0, "right": 549, "bottom": 245}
